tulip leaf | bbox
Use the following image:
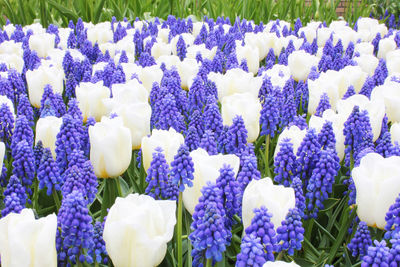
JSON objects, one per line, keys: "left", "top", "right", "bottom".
{"left": 118, "top": 176, "right": 130, "bottom": 197}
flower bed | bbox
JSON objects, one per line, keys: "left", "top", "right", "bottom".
{"left": 0, "top": 15, "right": 399, "bottom": 266}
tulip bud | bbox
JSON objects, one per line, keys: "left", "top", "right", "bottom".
{"left": 89, "top": 116, "right": 132, "bottom": 178}
{"left": 29, "top": 33, "right": 56, "bottom": 58}
{"left": 221, "top": 93, "right": 262, "bottom": 143}
{"left": 103, "top": 193, "right": 176, "bottom": 267}
{"left": 288, "top": 50, "right": 318, "bottom": 81}
{"left": 26, "top": 64, "right": 64, "bottom": 108}
{"left": 141, "top": 128, "right": 185, "bottom": 172}
{"left": 35, "top": 116, "right": 63, "bottom": 158}
{"left": 352, "top": 153, "right": 400, "bottom": 229}
{"left": 182, "top": 148, "right": 240, "bottom": 215}
{"left": 242, "top": 178, "right": 295, "bottom": 230}
{"left": 0, "top": 209, "right": 57, "bottom": 267}
{"left": 75, "top": 81, "right": 110, "bottom": 122}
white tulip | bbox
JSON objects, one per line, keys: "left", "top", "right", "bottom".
{"left": 221, "top": 93, "right": 262, "bottom": 143}
{"left": 29, "top": 33, "right": 55, "bottom": 58}
{"left": 0, "top": 141, "right": 4, "bottom": 177}
{"left": 23, "top": 23, "right": 45, "bottom": 35}
{"left": 0, "top": 54, "right": 24, "bottom": 73}
{"left": 288, "top": 50, "right": 319, "bottom": 81}
{"left": 339, "top": 65, "right": 368, "bottom": 94}
{"left": 89, "top": 116, "right": 132, "bottom": 178}
{"left": 0, "top": 209, "right": 57, "bottom": 267}
{"left": 354, "top": 42, "right": 374, "bottom": 55}
{"left": 103, "top": 79, "right": 148, "bottom": 114}
{"left": 235, "top": 43, "right": 260, "bottom": 75}
{"left": 372, "top": 81, "right": 400, "bottom": 123}
{"left": 103, "top": 194, "right": 176, "bottom": 267}
{"left": 386, "top": 50, "right": 400, "bottom": 76}
{"left": 377, "top": 37, "right": 396, "bottom": 60}
{"left": 0, "top": 95, "right": 15, "bottom": 119}
{"left": 309, "top": 109, "right": 346, "bottom": 161}
{"left": 307, "top": 70, "right": 341, "bottom": 115}
{"left": 35, "top": 116, "right": 63, "bottom": 158}
{"left": 75, "top": 81, "right": 110, "bottom": 122}
{"left": 354, "top": 54, "right": 379, "bottom": 76}
{"left": 183, "top": 148, "right": 240, "bottom": 215}
{"left": 151, "top": 41, "right": 172, "bottom": 60}
{"left": 391, "top": 123, "right": 400, "bottom": 145}
{"left": 186, "top": 44, "right": 217, "bottom": 61}
{"left": 260, "top": 64, "right": 291, "bottom": 89}
{"left": 3, "top": 24, "right": 16, "bottom": 38}
{"left": 26, "top": 64, "right": 64, "bottom": 108}
{"left": 242, "top": 178, "right": 295, "bottom": 230}
{"left": 0, "top": 40, "right": 23, "bottom": 56}
{"left": 208, "top": 68, "right": 263, "bottom": 99}
{"left": 57, "top": 28, "right": 73, "bottom": 50}
{"left": 141, "top": 128, "right": 185, "bottom": 172}
{"left": 336, "top": 94, "right": 385, "bottom": 141}
{"left": 86, "top": 22, "right": 113, "bottom": 45}
{"left": 111, "top": 102, "right": 151, "bottom": 150}
{"left": 170, "top": 33, "right": 194, "bottom": 55}
{"left": 352, "top": 153, "right": 400, "bottom": 229}
{"left": 274, "top": 125, "right": 307, "bottom": 159}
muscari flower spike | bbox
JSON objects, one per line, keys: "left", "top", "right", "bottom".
{"left": 176, "top": 35, "right": 187, "bottom": 61}
{"left": 0, "top": 103, "right": 15, "bottom": 148}
{"left": 170, "top": 144, "right": 194, "bottom": 192}
{"left": 188, "top": 75, "right": 206, "bottom": 112}
{"left": 203, "top": 95, "right": 223, "bottom": 137}
{"left": 216, "top": 164, "right": 241, "bottom": 228}
{"left": 296, "top": 128, "right": 321, "bottom": 181}
{"left": 57, "top": 190, "right": 94, "bottom": 264}
{"left": 145, "top": 147, "right": 177, "bottom": 200}
{"left": 276, "top": 208, "right": 304, "bottom": 255}
{"left": 236, "top": 234, "right": 266, "bottom": 267}
{"left": 200, "top": 130, "right": 218, "bottom": 155}
{"left": 244, "top": 206, "right": 276, "bottom": 262}
{"left": 260, "top": 93, "right": 280, "bottom": 138}
{"left": 315, "top": 93, "right": 331, "bottom": 117}
{"left": 189, "top": 182, "right": 231, "bottom": 266}
{"left": 343, "top": 85, "right": 356, "bottom": 100}
{"left": 12, "top": 140, "right": 35, "bottom": 193}
{"left": 11, "top": 115, "right": 34, "bottom": 157}
{"left": 306, "top": 149, "right": 340, "bottom": 218}
{"left": 37, "top": 147, "right": 62, "bottom": 196}
{"left": 274, "top": 138, "right": 297, "bottom": 187}
{"left": 91, "top": 221, "right": 108, "bottom": 264}
{"left": 2, "top": 175, "right": 27, "bottom": 217}
{"left": 55, "top": 114, "right": 82, "bottom": 172}
{"left": 375, "top": 131, "right": 393, "bottom": 158}
{"left": 373, "top": 58, "right": 388, "bottom": 87}
{"left": 361, "top": 240, "right": 392, "bottom": 266}
{"left": 17, "top": 93, "right": 34, "bottom": 125}
{"left": 185, "top": 125, "right": 201, "bottom": 151}
{"left": 384, "top": 192, "right": 400, "bottom": 240}
{"left": 318, "top": 120, "right": 336, "bottom": 151}
{"left": 237, "top": 154, "right": 261, "bottom": 193}
{"left": 156, "top": 93, "right": 186, "bottom": 133}
{"left": 348, "top": 221, "right": 372, "bottom": 258}
{"left": 225, "top": 115, "right": 248, "bottom": 155}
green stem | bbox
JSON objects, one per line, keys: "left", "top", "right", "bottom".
{"left": 115, "top": 177, "right": 122, "bottom": 197}
{"left": 265, "top": 135, "right": 271, "bottom": 177}
{"left": 177, "top": 191, "right": 183, "bottom": 267}
{"left": 52, "top": 188, "right": 61, "bottom": 211}
{"left": 205, "top": 258, "right": 212, "bottom": 267}
{"left": 276, "top": 251, "right": 284, "bottom": 261}
{"left": 33, "top": 179, "right": 39, "bottom": 211}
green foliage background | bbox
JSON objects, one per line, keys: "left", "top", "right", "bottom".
{"left": 0, "top": 0, "right": 378, "bottom": 27}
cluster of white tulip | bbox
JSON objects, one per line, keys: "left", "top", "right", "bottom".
{"left": 0, "top": 15, "right": 399, "bottom": 266}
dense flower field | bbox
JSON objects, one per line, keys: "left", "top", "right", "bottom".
{"left": 0, "top": 14, "right": 400, "bottom": 267}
